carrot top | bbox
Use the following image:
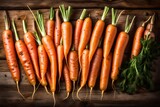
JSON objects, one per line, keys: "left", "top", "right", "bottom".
{"left": 141, "top": 16, "right": 151, "bottom": 27}
{"left": 101, "top": 6, "right": 109, "bottom": 21}
{"left": 124, "top": 15, "right": 136, "bottom": 33}
{"left": 111, "top": 8, "right": 124, "bottom": 26}
{"left": 34, "top": 31, "right": 42, "bottom": 46}
{"left": 12, "top": 20, "right": 19, "bottom": 41}
{"left": 79, "top": 9, "right": 87, "bottom": 20}
{"left": 59, "top": 5, "right": 72, "bottom": 22}
{"left": 22, "top": 19, "right": 28, "bottom": 34}
{"left": 4, "top": 11, "right": 10, "bottom": 30}
{"left": 49, "top": 7, "right": 54, "bottom": 20}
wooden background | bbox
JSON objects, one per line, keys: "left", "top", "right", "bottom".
{"left": 0, "top": 0, "right": 160, "bottom": 107}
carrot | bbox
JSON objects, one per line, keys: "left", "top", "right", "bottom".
{"left": 131, "top": 16, "right": 151, "bottom": 58}
{"left": 88, "top": 40, "right": 103, "bottom": 100}
{"left": 103, "top": 8, "right": 124, "bottom": 58}
{"left": 89, "top": 6, "right": 109, "bottom": 63}
{"left": 77, "top": 45, "right": 90, "bottom": 100}
{"left": 59, "top": 5, "right": 72, "bottom": 63}
{"left": 22, "top": 19, "right": 41, "bottom": 82}
{"left": 68, "top": 46, "right": 79, "bottom": 99}
{"left": 111, "top": 15, "right": 135, "bottom": 90}
{"left": 28, "top": 6, "right": 57, "bottom": 106}
{"left": 73, "top": 9, "right": 87, "bottom": 51}
{"left": 12, "top": 20, "right": 36, "bottom": 99}
{"left": 100, "top": 53, "right": 112, "bottom": 100}
{"left": 34, "top": 31, "right": 50, "bottom": 94}
{"left": 63, "top": 63, "right": 72, "bottom": 100}
{"left": 78, "top": 17, "right": 92, "bottom": 66}
{"left": 54, "top": 9, "right": 62, "bottom": 47}
{"left": 57, "top": 38, "right": 64, "bottom": 87}
{"left": 2, "top": 11, "right": 25, "bottom": 99}
{"left": 46, "top": 7, "right": 55, "bottom": 40}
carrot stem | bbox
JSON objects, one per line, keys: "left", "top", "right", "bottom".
{"left": 142, "top": 16, "right": 151, "bottom": 27}
{"left": 4, "top": 11, "right": 10, "bottom": 30}
{"left": 59, "top": 5, "right": 72, "bottom": 22}
{"left": 101, "top": 6, "right": 109, "bottom": 21}
{"left": 12, "top": 20, "right": 19, "bottom": 41}
{"left": 16, "top": 81, "right": 25, "bottom": 99}
{"left": 34, "top": 31, "right": 42, "bottom": 45}
{"left": 112, "top": 8, "right": 124, "bottom": 25}
{"left": 22, "top": 20, "right": 27, "bottom": 34}
{"left": 125, "top": 15, "right": 136, "bottom": 33}
{"left": 80, "top": 9, "right": 87, "bottom": 20}
{"left": 49, "top": 7, "right": 54, "bottom": 20}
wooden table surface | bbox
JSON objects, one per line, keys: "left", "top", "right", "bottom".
{"left": 0, "top": 0, "right": 160, "bottom": 107}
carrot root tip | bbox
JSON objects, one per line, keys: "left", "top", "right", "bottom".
{"left": 52, "top": 92, "right": 56, "bottom": 107}
{"left": 71, "top": 81, "right": 76, "bottom": 101}
{"left": 16, "top": 81, "right": 25, "bottom": 100}
{"left": 101, "top": 90, "right": 104, "bottom": 101}
{"left": 31, "top": 84, "right": 36, "bottom": 100}
{"left": 76, "top": 86, "right": 82, "bottom": 101}
{"left": 63, "top": 92, "right": 70, "bottom": 100}
{"left": 89, "top": 87, "right": 93, "bottom": 101}
{"left": 44, "top": 86, "right": 51, "bottom": 95}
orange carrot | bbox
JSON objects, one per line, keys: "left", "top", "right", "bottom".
{"left": 22, "top": 19, "right": 41, "bottom": 82}
{"left": 46, "top": 7, "right": 55, "bottom": 40}
{"left": 73, "top": 9, "right": 86, "bottom": 51}
{"left": 77, "top": 46, "right": 90, "bottom": 100}
{"left": 103, "top": 8, "right": 124, "bottom": 58}
{"left": 89, "top": 6, "right": 109, "bottom": 63}
{"left": 100, "top": 53, "right": 112, "bottom": 100}
{"left": 111, "top": 16, "right": 135, "bottom": 89}
{"left": 2, "top": 11, "right": 25, "bottom": 99}
{"left": 63, "top": 63, "right": 72, "bottom": 100}
{"left": 54, "top": 9, "right": 62, "bottom": 47}
{"left": 131, "top": 16, "right": 151, "bottom": 58}
{"left": 59, "top": 5, "right": 72, "bottom": 63}
{"left": 12, "top": 20, "right": 36, "bottom": 99}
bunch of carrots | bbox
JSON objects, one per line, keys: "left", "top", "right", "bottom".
{"left": 2, "top": 4, "right": 157, "bottom": 106}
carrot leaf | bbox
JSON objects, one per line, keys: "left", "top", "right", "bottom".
{"left": 59, "top": 5, "right": 72, "bottom": 22}
{"left": 12, "top": 20, "right": 19, "bottom": 41}
{"left": 80, "top": 9, "right": 87, "bottom": 20}
{"left": 101, "top": 6, "right": 109, "bottom": 21}
{"left": 49, "top": 7, "right": 54, "bottom": 20}
{"left": 124, "top": 15, "right": 136, "bottom": 33}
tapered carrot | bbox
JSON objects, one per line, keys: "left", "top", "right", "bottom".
{"left": 78, "top": 17, "right": 92, "bottom": 66}
{"left": 111, "top": 15, "right": 135, "bottom": 90}
{"left": 131, "top": 16, "right": 151, "bottom": 58}
{"left": 54, "top": 9, "right": 62, "bottom": 47}
{"left": 22, "top": 19, "right": 41, "bottom": 82}
{"left": 88, "top": 40, "right": 103, "bottom": 100}
{"left": 28, "top": 6, "right": 57, "bottom": 106}
{"left": 68, "top": 46, "right": 79, "bottom": 99}
{"left": 74, "top": 9, "right": 87, "bottom": 51}
{"left": 100, "top": 53, "right": 112, "bottom": 100}
{"left": 12, "top": 20, "right": 36, "bottom": 99}
{"left": 63, "top": 63, "right": 72, "bottom": 100}
{"left": 103, "top": 8, "right": 124, "bottom": 58}
{"left": 89, "top": 6, "right": 109, "bottom": 63}
{"left": 46, "top": 7, "right": 55, "bottom": 40}
{"left": 77, "top": 45, "right": 90, "bottom": 100}
{"left": 2, "top": 11, "right": 25, "bottom": 99}
{"left": 59, "top": 5, "right": 72, "bottom": 63}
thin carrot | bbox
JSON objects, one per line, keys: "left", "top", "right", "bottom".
{"left": 111, "top": 15, "right": 135, "bottom": 90}
{"left": 131, "top": 16, "right": 151, "bottom": 58}
{"left": 46, "top": 7, "right": 55, "bottom": 40}
{"left": 12, "top": 20, "right": 36, "bottom": 99}
{"left": 68, "top": 46, "right": 79, "bottom": 99}
{"left": 100, "top": 53, "right": 112, "bottom": 100}
{"left": 22, "top": 19, "right": 41, "bottom": 82}
{"left": 28, "top": 6, "right": 57, "bottom": 106}
{"left": 59, "top": 5, "right": 72, "bottom": 63}
{"left": 54, "top": 9, "right": 62, "bottom": 47}
{"left": 103, "top": 8, "right": 124, "bottom": 58}
{"left": 77, "top": 45, "right": 90, "bottom": 100}
{"left": 73, "top": 9, "right": 87, "bottom": 51}
{"left": 63, "top": 63, "right": 72, "bottom": 100}
{"left": 88, "top": 40, "right": 103, "bottom": 100}
{"left": 89, "top": 6, "right": 109, "bottom": 63}
{"left": 2, "top": 11, "right": 25, "bottom": 99}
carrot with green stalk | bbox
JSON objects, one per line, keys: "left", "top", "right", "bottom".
{"left": 2, "top": 11, "right": 25, "bottom": 99}
{"left": 89, "top": 6, "right": 109, "bottom": 63}
{"left": 28, "top": 6, "right": 57, "bottom": 106}
{"left": 12, "top": 20, "right": 36, "bottom": 99}
{"left": 59, "top": 4, "right": 72, "bottom": 63}
{"left": 103, "top": 8, "right": 124, "bottom": 58}
{"left": 111, "top": 15, "right": 136, "bottom": 90}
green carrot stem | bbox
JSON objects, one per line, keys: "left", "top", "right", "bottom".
{"left": 124, "top": 15, "right": 136, "bottom": 33}
{"left": 12, "top": 20, "right": 19, "bottom": 41}
{"left": 142, "top": 16, "right": 151, "bottom": 27}
{"left": 59, "top": 4, "right": 72, "bottom": 22}
{"left": 34, "top": 31, "right": 42, "bottom": 46}
{"left": 4, "top": 11, "right": 10, "bottom": 30}
{"left": 112, "top": 8, "right": 124, "bottom": 26}
{"left": 101, "top": 6, "right": 109, "bottom": 21}
{"left": 49, "top": 7, "right": 54, "bottom": 20}
{"left": 22, "top": 20, "right": 27, "bottom": 34}
{"left": 79, "top": 9, "right": 87, "bottom": 20}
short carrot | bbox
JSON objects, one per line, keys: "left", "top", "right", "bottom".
{"left": 111, "top": 15, "right": 135, "bottom": 89}
{"left": 103, "top": 8, "right": 124, "bottom": 58}
{"left": 54, "top": 9, "right": 62, "bottom": 47}
{"left": 12, "top": 20, "right": 36, "bottom": 99}
{"left": 59, "top": 5, "right": 72, "bottom": 63}
{"left": 73, "top": 9, "right": 87, "bottom": 51}
{"left": 100, "top": 53, "right": 112, "bottom": 100}
{"left": 77, "top": 45, "right": 90, "bottom": 100}
{"left": 46, "top": 7, "right": 55, "bottom": 40}
{"left": 2, "top": 11, "right": 25, "bottom": 99}
{"left": 89, "top": 6, "right": 109, "bottom": 63}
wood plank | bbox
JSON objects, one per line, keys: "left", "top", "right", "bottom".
{"left": 0, "top": 0, "right": 160, "bottom": 9}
